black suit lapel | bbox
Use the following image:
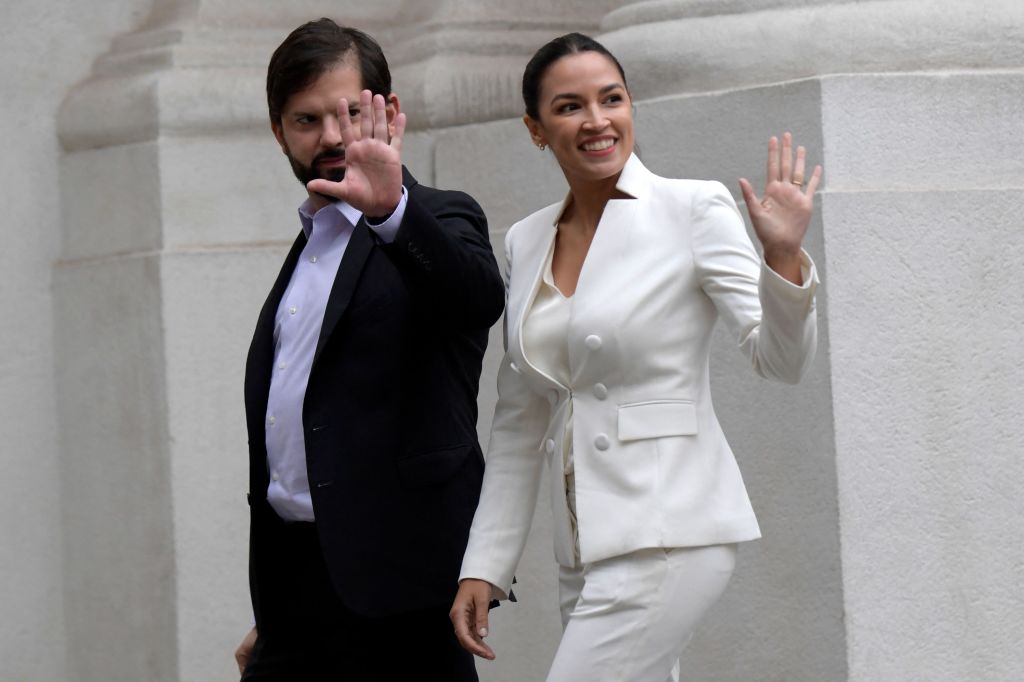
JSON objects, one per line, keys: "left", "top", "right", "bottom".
{"left": 312, "top": 221, "right": 374, "bottom": 368}
{"left": 312, "top": 169, "right": 416, "bottom": 367}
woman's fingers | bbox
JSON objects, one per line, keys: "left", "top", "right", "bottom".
{"left": 780, "top": 132, "right": 793, "bottom": 183}
{"left": 766, "top": 135, "right": 779, "bottom": 185}
{"left": 738, "top": 177, "right": 761, "bottom": 214}
{"left": 804, "top": 164, "right": 823, "bottom": 197}
{"left": 792, "top": 144, "right": 806, "bottom": 186}
{"left": 450, "top": 581, "right": 497, "bottom": 660}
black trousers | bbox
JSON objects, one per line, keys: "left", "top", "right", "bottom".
{"left": 242, "top": 521, "right": 478, "bottom": 682}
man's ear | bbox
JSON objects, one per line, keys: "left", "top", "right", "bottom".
{"left": 271, "top": 121, "right": 288, "bottom": 154}
{"left": 523, "top": 114, "right": 545, "bottom": 149}
{"left": 385, "top": 93, "right": 401, "bottom": 139}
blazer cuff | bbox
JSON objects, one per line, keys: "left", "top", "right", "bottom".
{"left": 458, "top": 563, "right": 512, "bottom": 602}
{"left": 761, "top": 248, "right": 819, "bottom": 304}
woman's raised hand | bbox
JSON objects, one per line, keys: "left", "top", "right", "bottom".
{"left": 738, "top": 132, "right": 822, "bottom": 283}
{"left": 306, "top": 89, "right": 407, "bottom": 219}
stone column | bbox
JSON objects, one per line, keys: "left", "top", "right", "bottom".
{"left": 584, "top": 1, "right": 1023, "bottom": 680}
{"left": 384, "top": 0, "right": 631, "bottom": 130}
{"left": 54, "top": 3, "right": 418, "bottom": 681}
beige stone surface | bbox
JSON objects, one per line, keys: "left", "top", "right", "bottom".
{"left": 0, "top": 0, "right": 1017, "bottom": 680}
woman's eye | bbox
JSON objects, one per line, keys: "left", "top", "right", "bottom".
{"left": 348, "top": 109, "right": 360, "bottom": 120}
{"left": 557, "top": 103, "right": 579, "bottom": 114}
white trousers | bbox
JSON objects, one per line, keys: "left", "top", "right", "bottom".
{"left": 546, "top": 544, "right": 738, "bottom": 682}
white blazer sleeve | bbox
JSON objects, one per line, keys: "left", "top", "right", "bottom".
{"left": 691, "top": 181, "right": 819, "bottom": 384}
{"left": 458, "top": 232, "right": 549, "bottom": 599}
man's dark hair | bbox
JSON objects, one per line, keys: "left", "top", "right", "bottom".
{"left": 266, "top": 18, "right": 392, "bottom": 125}
{"left": 522, "top": 32, "right": 629, "bottom": 120}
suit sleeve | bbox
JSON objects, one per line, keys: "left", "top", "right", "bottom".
{"left": 383, "top": 187, "right": 505, "bottom": 329}
{"left": 691, "top": 181, "right": 819, "bottom": 384}
{"left": 458, "top": 230, "right": 549, "bottom": 599}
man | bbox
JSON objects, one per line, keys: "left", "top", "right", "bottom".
{"left": 234, "top": 19, "right": 504, "bottom": 680}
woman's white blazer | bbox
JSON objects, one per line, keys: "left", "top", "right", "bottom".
{"left": 460, "top": 154, "right": 819, "bottom": 598}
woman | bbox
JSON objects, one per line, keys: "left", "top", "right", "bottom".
{"left": 450, "top": 33, "right": 822, "bottom": 681}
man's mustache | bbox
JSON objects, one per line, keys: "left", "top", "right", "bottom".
{"left": 314, "top": 149, "right": 345, "bottom": 165}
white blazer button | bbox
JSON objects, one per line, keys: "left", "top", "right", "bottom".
{"left": 510, "top": 361, "right": 520, "bottom": 373}
{"left": 594, "top": 434, "right": 610, "bottom": 450}
{"left": 592, "top": 383, "right": 608, "bottom": 400}
{"left": 585, "top": 334, "right": 603, "bottom": 350}
{"left": 545, "top": 439, "right": 556, "bottom": 454}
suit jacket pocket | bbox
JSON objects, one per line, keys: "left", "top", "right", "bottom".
{"left": 396, "top": 443, "right": 474, "bottom": 488}
{"left": 618, "top": 400, "right": 698, "bottom": 441}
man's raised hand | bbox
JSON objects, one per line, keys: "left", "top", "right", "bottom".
{"left": 306, "top": 89, "right": 407, "bottom": 219}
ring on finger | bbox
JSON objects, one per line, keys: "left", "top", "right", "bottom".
{"left": 791, "top": 179, "right": 804, "bottom": 187}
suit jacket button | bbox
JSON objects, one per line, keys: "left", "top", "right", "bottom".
{"left": 592, "top": 383, "right": 608, "bottom": 400}
{"left": 545, "top": 439, "right": 556, "bottom": 454}
{"left": 594, "top": 434, "right": 610, "bottom": 450}
{"left": 585, "top": 334, "right": 603, "bottom": 350}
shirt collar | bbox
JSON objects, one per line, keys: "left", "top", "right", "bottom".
{"left": 297, "top": 197, "right": 363, "bottom": 237}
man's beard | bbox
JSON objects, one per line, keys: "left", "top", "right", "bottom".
{"left": 286, "top": 147, "right": 345, "bottom": 200}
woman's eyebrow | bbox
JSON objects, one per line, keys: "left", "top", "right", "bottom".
{"left": 550, "top": 83, "right": 623, "bottom": 104}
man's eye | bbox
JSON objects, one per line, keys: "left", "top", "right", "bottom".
{"left": 296, "top": 116, "right": 315, "bottom": 124}
{"left": 348, "top": 109, "right": 361, "bottom": 119}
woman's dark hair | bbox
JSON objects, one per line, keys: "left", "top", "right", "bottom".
{"left": 266, "top": 19, "right": 391, "bottom": 125}
{"left": 522, "top": 32, "right": 629, "bottom": 120}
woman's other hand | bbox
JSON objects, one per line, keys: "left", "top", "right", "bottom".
{"left": 739, "top": 132, "right": 822, "bottom": 284}
{"left": 450, "top": 579, "right": 497, "bottom": 660}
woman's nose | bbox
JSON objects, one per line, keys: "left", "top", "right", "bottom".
{"left": 581, "top": 104, "right": 609, "bottom": 129}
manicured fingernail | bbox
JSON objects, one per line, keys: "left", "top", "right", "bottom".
{"left": 478, "top": 627, "right": 488, "bottom": 637}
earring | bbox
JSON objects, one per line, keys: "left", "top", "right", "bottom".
{"left": 537, "top": 143, "right": 547, "bottom": 151}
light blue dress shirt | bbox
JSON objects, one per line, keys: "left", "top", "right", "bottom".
{"left": 265, "top": 189, "right": 408, "bottom": 521}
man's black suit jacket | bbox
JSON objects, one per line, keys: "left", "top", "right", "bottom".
{"left": 244, "top": 168, "right": 504, "bottom": 626}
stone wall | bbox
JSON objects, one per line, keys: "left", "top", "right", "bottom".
{"left": 0, "top": 0, "right": 1019, "bottom": 680}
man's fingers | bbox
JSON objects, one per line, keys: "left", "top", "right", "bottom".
{"left": 234, "top": 626, "right": 257, "bottom": 676}
{"left": 306, "top": 178, "right": 348, "bottom": 200}
{"left": 337, "top": 98, "right": 357, "bottom": 148}
{"left": 359, "top": 90, "right": 373, "bottom": 140}
{"left": 372, "top": 94, "right": 388, "bottom": 141}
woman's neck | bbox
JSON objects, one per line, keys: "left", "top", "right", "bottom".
{"left": 562, "top": 172, "right": 621, "bottom": 233}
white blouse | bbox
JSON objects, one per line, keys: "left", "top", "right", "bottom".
{"left": 520, "top": 243, "right": 580, "bottom": 558}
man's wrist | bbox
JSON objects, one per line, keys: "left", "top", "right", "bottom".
{"left": 365, "top": 196, "right": 402, "bottom": 224}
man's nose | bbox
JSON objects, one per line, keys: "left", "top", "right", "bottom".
{"left": 321, "top": 116, "right": 343, "bottom": 147}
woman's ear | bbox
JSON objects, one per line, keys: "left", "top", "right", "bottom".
{"left": 523, "top": 114, "right": 545, "bottom": 149}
